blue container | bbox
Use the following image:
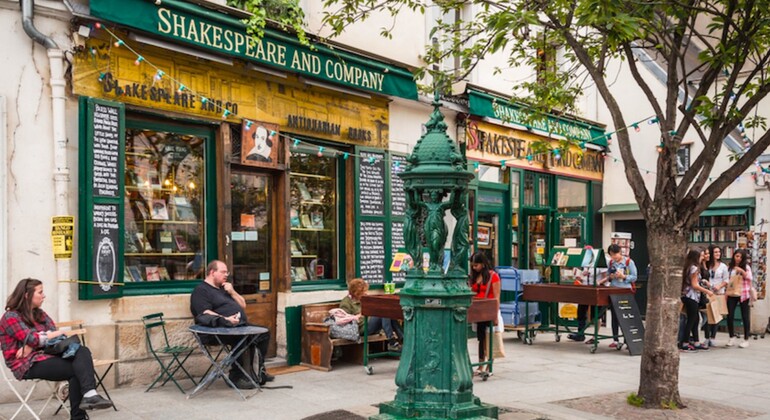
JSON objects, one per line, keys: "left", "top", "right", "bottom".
{"left": 519, "top": 269, "right": 541, "bottom": 284}
{"left": 499, "top": 301, "right": 540, "bottom": 326}
{"left": 499, "top": 302, "right": 517, "bottom": 325}
{"left": 496, "top": 266, "right": 520, "bottom": 291}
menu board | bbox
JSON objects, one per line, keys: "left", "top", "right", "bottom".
{"left": 390, "top": 154, "right": 407, "bottom": 216}
{"left": 92, "top": 203, "right": 120, "bottom": 294}
{"left": 92, "top": 103, "right": 121, "bottom": 198}
{"left": 609, "top": 294, "right": 645, "bottom": 356}
{"left": 360, "top": 221, "right": 385, "bottom": 284}
{"left": 391, "top": 221, "right": 406, "bottom": 282}
{"left": 359, "top": 151, "right": 385, "bottom": 216}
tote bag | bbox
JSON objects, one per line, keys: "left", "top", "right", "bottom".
{"left": 726, "top": 274, "right": 743, "bottom": 297}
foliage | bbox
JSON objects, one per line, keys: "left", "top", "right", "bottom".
{"left": 227, "top": 0, "right": 308, "bottom": 45}
{"left": 660, "top": 399, "right": 679, "bottom": 410}
{"left": 627, "top": 393, "right": 644, "bottom": 407}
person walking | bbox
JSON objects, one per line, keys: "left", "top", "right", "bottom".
{"left": 468, "top": 251, "right": 500, "bottom": 375}
{"left": 726, "top": 249, "right": 753, "bottom": 348}
{"left": 680, "top": 249, "right": 714, "bottom": 352}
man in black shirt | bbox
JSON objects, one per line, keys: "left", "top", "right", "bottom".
{"left": 190, "top": 260, "right": 274, "bottom": 389}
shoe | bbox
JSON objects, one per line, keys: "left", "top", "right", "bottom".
{"left": 232, "top": 377, "right": 257, "bottom": 389}
{"left": 694, "top": 343, "right": 709, "bottom": 351}
{"left": 567, "top": 333, "right": 585, "bottom": 342}
{"left": 258, "top": 367, "right": 275, "bottom": 385}
{"left": 709, "top": 339, "right": 718, "bottom": 347}
{"left": 584, "top": 338, "right": 596, "bottom": 345}
{"left": 727, "top": 337, "right": 737, "bottom": 347}
{"left": 608, "top": 341, "right": 619, "bottom": 349}
{"left": 387, "top": 341, "right": 402, "bottom": 352}
{"left": 739, "top": 340, "right": 750, "bottom": 349}
{"left": 79, "top": 394, "right": 112, "bottom": 411}
{"left": 680, "top": 344, "right": 697, "bottom": 352}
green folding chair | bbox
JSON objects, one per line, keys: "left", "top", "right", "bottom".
{"left": 142, "top": 313, "right": 197, "bottom": 393}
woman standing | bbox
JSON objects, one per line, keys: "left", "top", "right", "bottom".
{"left": 680, "top": 250, "right": 714, "bottom": 352}
{"left": 704, "top": 245, "right": 729, "bottom": 346}
{"left": 726, "top": 249, "right": 753, "bottom": 348}
{"left": 468, "top": 251, "right": 500, "bottom": 374}
{"left": 0, "top": 279, "right": 112, "bottom": 420}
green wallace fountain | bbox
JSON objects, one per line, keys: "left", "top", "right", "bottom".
{"left": 374, "top": 95, "right": 498, "bottom": 419}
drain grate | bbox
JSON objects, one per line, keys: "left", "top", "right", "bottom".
{"left": 302, "top": 410, "right": 366, "bottom": 420}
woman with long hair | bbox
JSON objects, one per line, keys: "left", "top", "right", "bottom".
{"left": 704, "top": 244, "right": 729, "bottom": 346}
{"left": 0, "top": 279, "right": 112, "bottom": 420}
{"left": 468, "top": 251, "right": 500, "bottom": 374}
{"left": 680, "top": 249, "right": 714, "bottom": 352}
{"left": 726, "top": 249, "right": 753, "bottom": 348}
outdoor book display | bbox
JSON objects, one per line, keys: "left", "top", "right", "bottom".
{"left": 521, "top": 246, "right": 635, "bottom": 353}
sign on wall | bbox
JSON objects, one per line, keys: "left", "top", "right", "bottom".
{"left": 241, "top": 120, "right": 281, "bottom": 168}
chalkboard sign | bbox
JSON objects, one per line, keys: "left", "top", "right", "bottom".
{"left": 92, "top": 203, "right": 119, "bottom": 295}
{"left": 360, "top": 221, "right": 385, "bottom": 283}
{"left": 391, "top": 221, "right": 406, "bottom": 282}
{"left": 390, "top": 154, "right": 406, "bottom": 216}
{"left": 79, "top": 98, "right": 125, "bottom": 300}
{"left": 359, "top": 151, "right": 385, "bottom": 216}
{"left": 609, "top": 294, "right": 645, "bottom": 356}
{"left": 91, "top": 103, "right": 121, "bottom": 198}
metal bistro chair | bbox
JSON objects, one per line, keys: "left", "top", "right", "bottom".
{"left": 142, "top": 313, "right": 197, "bottom": 393}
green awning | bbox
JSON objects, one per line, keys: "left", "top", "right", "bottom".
{"left": 599, "top": 197, "right": 755, "bottom": 214}
{"left": 467, "top": 89, "right": 607, "bottom": 146}
{"left": 89, "top": 0, "right": 418, "bottom": 100}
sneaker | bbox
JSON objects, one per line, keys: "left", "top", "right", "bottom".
{"left": 79, "top": 394, "right": 112, "bottom": 411}
{"left": 608, "top": 341, "right": 619, "bottom": 349}
{"left": 680, "top": 344, "right": 697, "bottom": 352}
{"left": 387, "top": 341, "right": 402, "bottom": 352}
{"left": 694, "top": 343, "right": 709, "bottom": 351}
{"left": 727, "top": 337, "right": 737, "bottom": 347}
{"left": 739, "top": 340, "right": 750, "bottom": 349}
{"left": 567, "top": 333, "right": 585, "bottom": 342}
{"left": 584, "top": 338, "right": 596, "bottom": 345}
{"left": 709, "top": 339, "right": 718, "bottom": 347}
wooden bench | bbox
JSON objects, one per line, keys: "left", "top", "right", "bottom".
{"left": 300, "top": 302, "right": 388, "bottom": 371}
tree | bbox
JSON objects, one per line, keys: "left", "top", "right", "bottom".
{"left": 315, "top": 0, "right": 770, "bottom": 408}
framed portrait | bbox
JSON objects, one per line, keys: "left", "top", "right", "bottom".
{"left": 477, "top": 222, "right": 494, "bottom": 249}
{"left": 241, "top": 120, "right": 281, "bottom": 168}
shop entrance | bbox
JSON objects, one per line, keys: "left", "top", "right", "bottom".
{"left": 478, "top": 212, "right": 503, "bottom": 267}
{"left": 522, "top": 209, "right": 551, "bottom": 277}
{"left": 228, "top": 171, "right": 277, "bottom": 356}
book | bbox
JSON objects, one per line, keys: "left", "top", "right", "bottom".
{"left": 173, "top": 196, "right": 196, "bottom": 221}
{"left": 295, "top": 238, "right": 308, "bottom": 254}
{"left": 151, "top": 199, "right": 170, "bottom": 220}
{"left": 128, "top": 265, "right": 143, "bottom": 282}
{"left": 124, "top": 230, "right": 139, "bottom": 253}
{"left": 296, "top": 182, "right": 312, "bottom": 200}
{"left": 551, "top": 251, "right": 564, "bottom": 266}
{"left": 300, "top": 214, "right": 312, "bottom": 228}
{"left": 158, "top": 267, "right": 171, "bottom": 281}
{"left": 290, "top": 207, "right": 300, "bottom": 228}
{"left": 174, "top": 235, "right": 190, "bottom": 252}
{"left": 123, "top": 266, "right": 133, "bottom": 282}
{"left": 390, "top": 252, "right": 407, "bottom": 272}
{"left": 157, "top": 230, "right": 174, "bottom": 252}
{"left": 133, "top": 200, "right": 150, "bottom": 220}
{"left": 295, "top": 266, "right": 308, "bottom": 281}
{"left": 290, "top": 239, "right": 302, "bottom": 256}
{"left": 145, "top": 266, "right": 161, "bottom": 281}
{"left": 310, "top": 211, "right": 324, "bottom": 229}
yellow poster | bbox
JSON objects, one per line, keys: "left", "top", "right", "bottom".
{"left": 51, "top": 216, "right": 75, "bottom": 259}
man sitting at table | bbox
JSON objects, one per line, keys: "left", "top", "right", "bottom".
{"left": 190, "top": 260, "right": 275, "bottom": 389}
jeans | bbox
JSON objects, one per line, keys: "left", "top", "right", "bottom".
{"left": 726, "top": 296, "right": 751, "bottom": 338}
{"left": 680, "top": 296, "right": 700, "bottom": 346}
{"left": 24, "top": 346, "right": 96, "bottom": 420}
{"left": 367, "top": 316, "right": 402, "bottom": 341}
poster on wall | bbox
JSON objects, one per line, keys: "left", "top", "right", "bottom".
{"left": 241, "top": 120, "right": 281, "bottom": 168}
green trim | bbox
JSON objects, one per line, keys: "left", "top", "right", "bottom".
{"left": 598, "top": 203, "right": 640, "bottom": 213}
{"left": 468, "top": 89, "right": 606, "bottom": 146}
{"left": 600, "top": 197, "right": 756, "bottom": 214}
{"left": 290, "top": 283, "right": 348, "bottom": 292}
{"left": 89, "top": 0, "right": 418, "bottom": 100}
{"left": 710, "top": 197, "right": 756, "bottom": 208}
{"left": 285, "top": 306, "right": 302, "bottom": 365}
{"left": 700, "top": 208, "right": 748, "bottom": 217}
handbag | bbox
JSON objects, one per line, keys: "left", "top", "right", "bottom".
{"left": 726, "top": 274, "right": 743, "bottom": 297}
{"left": 492, "top": 331, "right": 506, "bottom": 359}
{"left": 43, "top": 335, "right": 81, "bottom": 355}
{"left": 324, "top": 315, "right": 360, "bottom": 342}
{"left": 706, "top": 296, "right": 723, "bottom": 325}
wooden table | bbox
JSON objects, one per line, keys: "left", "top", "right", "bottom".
{"left": 521, "top": 284, "right": 632, "bottom": 353}
{"left": 360, "top": 294, "right": 498, "bottom": 376}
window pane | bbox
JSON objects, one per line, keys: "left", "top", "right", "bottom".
{"left": 524, "top": 172, "right": 535, "bottom": 207}
{"left": 557, "top": 179, "right": 587, "bottom": 213}
{"left": 231, "top": 173, "right": 271, "bottom": 294}
{"left": 123, "top": 129, "right": 206, "bottom": 282}
{"left": 290, "top": 148, "right": 338, "bottom": 282}
{"left": 537, "top": 175, "right": 550, "bottom": 207}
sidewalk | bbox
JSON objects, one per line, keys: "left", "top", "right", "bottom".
{"left": 2, "top": 329, "right": 769, "bottom": 419}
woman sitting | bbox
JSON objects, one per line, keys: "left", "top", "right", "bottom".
{"left": 340, "top": 278, "right": 403, "bottom": 352}
{"left": 0, "top": 278, "right": 113, "bottom": 420}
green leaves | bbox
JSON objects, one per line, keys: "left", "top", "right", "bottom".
{"left": 228, "top": 0, "right": 308, "bottom": 45}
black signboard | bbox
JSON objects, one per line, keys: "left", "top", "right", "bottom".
{"left": 609, "top": 294, "right": 645, "bottom": 356}
{"left": 391, "top": 221, "right": 406, "bottom": 282}
{"left": 359, "top": 151, "right": 385, "bottom": 216}
{"left": 360, "top": 221, "right": 385, "bottom": 283}
{"left": 79, "top": 97, "right": 125, "bottom": 300}
{"left": 390, "top": 154, "right": 406, "bottom": 216}
{"left": 91, "top": 103, "right": 121, "bottom": 198}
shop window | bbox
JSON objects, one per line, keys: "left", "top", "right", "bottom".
{"left": 123, "top": 129, "right": 206, "bottom": 282}
{"left": 289, "top": 147, "right": 338, "bottom": 283}
{"left": 557, "top": 179, "right": 587, "bottom": 213}
{"left": 537, "top": 174, "right": 551, "bottom": 207}
{"left": 524, "top": 172, "right": 535, "bottom": 206}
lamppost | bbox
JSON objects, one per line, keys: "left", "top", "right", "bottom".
{"left": 374, "top": 94, "right": 498, "bottom": 419}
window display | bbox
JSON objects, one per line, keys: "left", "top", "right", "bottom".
{"left": 123, "top": 129, "right": 206, "bottom": 281}
{"left": 289, "top": 148, "right": 338, "bottom": 282}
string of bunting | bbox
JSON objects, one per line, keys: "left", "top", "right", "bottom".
{"left": 89, "top": 23, "right": 770, "bottom": 178}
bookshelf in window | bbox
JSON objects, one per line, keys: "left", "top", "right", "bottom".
{"left": 687, "top": 212, "right": 750, "bottom": 261}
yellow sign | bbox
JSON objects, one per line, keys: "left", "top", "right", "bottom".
{"left": 465, "top": 120, "right": 604, "bottom": 181}
{"left": 51, "top": 216, "right": 75, "bottom": 259}
{"left": 73, "top": 34, "right": 390, "bottom": 149}
{"left": 559, "top": 303, "right": 578, "bottom": 319}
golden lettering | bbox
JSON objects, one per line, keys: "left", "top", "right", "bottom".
{"left": 211, "top": 26, "right": 222, "bottom": 49}
{"left": 157, "top": 8, "right": 172, "bottom": 34}
{"left": 234, "top": 32, "right": 246, "bottom": 54}
{"left": 198, "top": 21, "right": 212, "bottom": 45}
{"left": 186, "top": 19, "right": 199, "bottom": 43}
{"left": 172, "top": 14, "right": 186, "bottom": 38}
{"left": 223, "top": 29, "right": 234, "bottom": 51}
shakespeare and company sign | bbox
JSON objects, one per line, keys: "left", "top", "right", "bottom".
{"left": 466, "top": 120, "right": 605, "bottom": 181}
{"left": 89, "top": 0, "right": 417, "bottom": 100}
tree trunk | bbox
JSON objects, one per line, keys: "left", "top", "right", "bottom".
{"left": 637, "top": 222, "right": 688, "bottom": 408}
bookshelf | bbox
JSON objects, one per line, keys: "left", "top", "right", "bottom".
{"left": 688, "top": 213, "right": 749, "bottom": 261}
{"left": 289, "top": 170, "right": 337, "bottom": 282}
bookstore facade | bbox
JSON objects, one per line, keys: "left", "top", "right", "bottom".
{"left": 73, "top": 0, "right": 418, "bottom": 361}
{"left": 462, "top": 89, "right": 607, "bottom": 280}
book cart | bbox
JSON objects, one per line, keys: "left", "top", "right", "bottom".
{"left": 521, "top": 246, "right": 628, "bottom": 353}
